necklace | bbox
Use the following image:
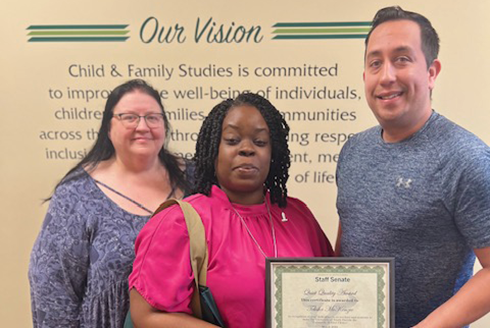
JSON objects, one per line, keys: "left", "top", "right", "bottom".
{"left": 231, "top": 199, "right": 278, "bottom": 258}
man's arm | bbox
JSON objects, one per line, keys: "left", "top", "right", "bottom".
{"left": 334, "top": 222, "right": 342, "bottom": 257}
{"left": 415, "top": 246, "right": 490, "bottom": 328}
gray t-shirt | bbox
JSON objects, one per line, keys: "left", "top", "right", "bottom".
{"left": 336, "top": 112, "right": 490, "bottom": 327}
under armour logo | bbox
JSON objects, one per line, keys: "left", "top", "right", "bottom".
{"left": 396, "top": 177, "right": 412, "bottom": 188}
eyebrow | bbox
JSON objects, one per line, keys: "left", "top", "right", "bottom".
{"left": 366, "top": 46, "right": 413, "bottom": 59}
{"left": 222, "top": 124, "right": 269, "bottom": 133}
{"left": 113, "top": 112, "right": 163, "bottom": 117}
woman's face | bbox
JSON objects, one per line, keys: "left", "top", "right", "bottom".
{"left": 215, "top": 105, "right": 272, "bottom": 205}
{"left": 109, "top": 90, "right": 166, "bottom": 161}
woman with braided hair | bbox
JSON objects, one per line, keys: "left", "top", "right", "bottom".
{"left": 128, "top": 92, "right": 333, "bottom": 328}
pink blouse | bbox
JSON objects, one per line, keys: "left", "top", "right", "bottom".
{"left": 129, "top": 185, "right": 333, "bottom": 328}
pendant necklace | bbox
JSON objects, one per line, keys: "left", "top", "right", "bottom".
{"left": 231, "top": 199, "right": 278, "bottom": 258}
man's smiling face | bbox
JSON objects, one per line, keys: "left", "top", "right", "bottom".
{"left": 364, "top": 19, "right": 440, "bottom": 141}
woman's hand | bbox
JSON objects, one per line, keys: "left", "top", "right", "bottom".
{"left": 129, "top": 289, "right": 219, "bottom": 328}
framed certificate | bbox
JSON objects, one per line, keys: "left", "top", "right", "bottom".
{"left": 266, "top": 258, "right": 395, "bottom": 328}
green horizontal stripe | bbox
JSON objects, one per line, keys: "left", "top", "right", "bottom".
{"left": 28, "top": 37, "right": 129, "bottom": 42}
{"left": 27, "top": 25, "right": 128, "bottom": 30}
{"left": 273, "top": 22, "right": 371, "bottom": 27}
{"left": 273, "top": 28, "right": 370, "bottom": 34}
{"left": 273, "top": 34, "right": 367, "bottom": 40}
{"left": 28, "top": 30, "right": 129, "bottom": 36}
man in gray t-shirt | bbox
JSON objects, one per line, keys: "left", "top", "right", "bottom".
{"left": 336, "top": 6, "right": 490, "bottom": 328}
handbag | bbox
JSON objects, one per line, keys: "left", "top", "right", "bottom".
{"left": 124, "top": 199, "right": 225, "bottom": 328}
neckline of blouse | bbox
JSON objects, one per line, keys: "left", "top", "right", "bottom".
{"left": 210, "top": 184, "right": 270, "bottom": 217}
{"left": 83, "top": 169, "right": 152, "bottom": 218}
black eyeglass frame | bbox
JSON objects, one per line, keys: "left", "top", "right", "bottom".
{"left": 113, "top": 113, "right": 165, "bottom": 128}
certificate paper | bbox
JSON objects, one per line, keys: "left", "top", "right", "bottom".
{"left": 266, "top": 258, "right": 394, "bottom": 328}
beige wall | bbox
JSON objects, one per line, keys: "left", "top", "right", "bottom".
{"left": 2, "top": 0, "right": 489, "bottom": 326}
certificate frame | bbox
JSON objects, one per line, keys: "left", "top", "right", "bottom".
{"left": 266, "top": 257, "right": 395, "bottom": 328}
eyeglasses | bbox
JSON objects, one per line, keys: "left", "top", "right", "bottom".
{"left": 113, "top": 113, "right": 165, "bottom": 129}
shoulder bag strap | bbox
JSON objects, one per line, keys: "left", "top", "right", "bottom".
{"left": 152, "top": 199, "right": 208, "bottom": 319}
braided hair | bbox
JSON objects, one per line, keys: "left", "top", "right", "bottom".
{"left": 194, "top": 92, "right": 290, "bottom": 207}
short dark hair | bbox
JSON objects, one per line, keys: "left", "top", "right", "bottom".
{"left": 365, "top": 6, "right": 440, "bottom": 68}
{"left": 193, "top": 92, "right": 291, "bottom": 207}
{"left": 49, "top": 79, "right": 188, "bottom": 198}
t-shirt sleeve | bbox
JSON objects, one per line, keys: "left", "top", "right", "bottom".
{"left": 336, "top": 135, "right": 355, "bottom": 186}
{"left": 445, "top": 145, "right": 490, "bottom": 249}
{"left": 128, "top": 205, "right": 194, "bottom": 314}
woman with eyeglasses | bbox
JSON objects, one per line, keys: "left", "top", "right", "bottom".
{"left": 28, "top": 79, "right": 192, "bottom": 327}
